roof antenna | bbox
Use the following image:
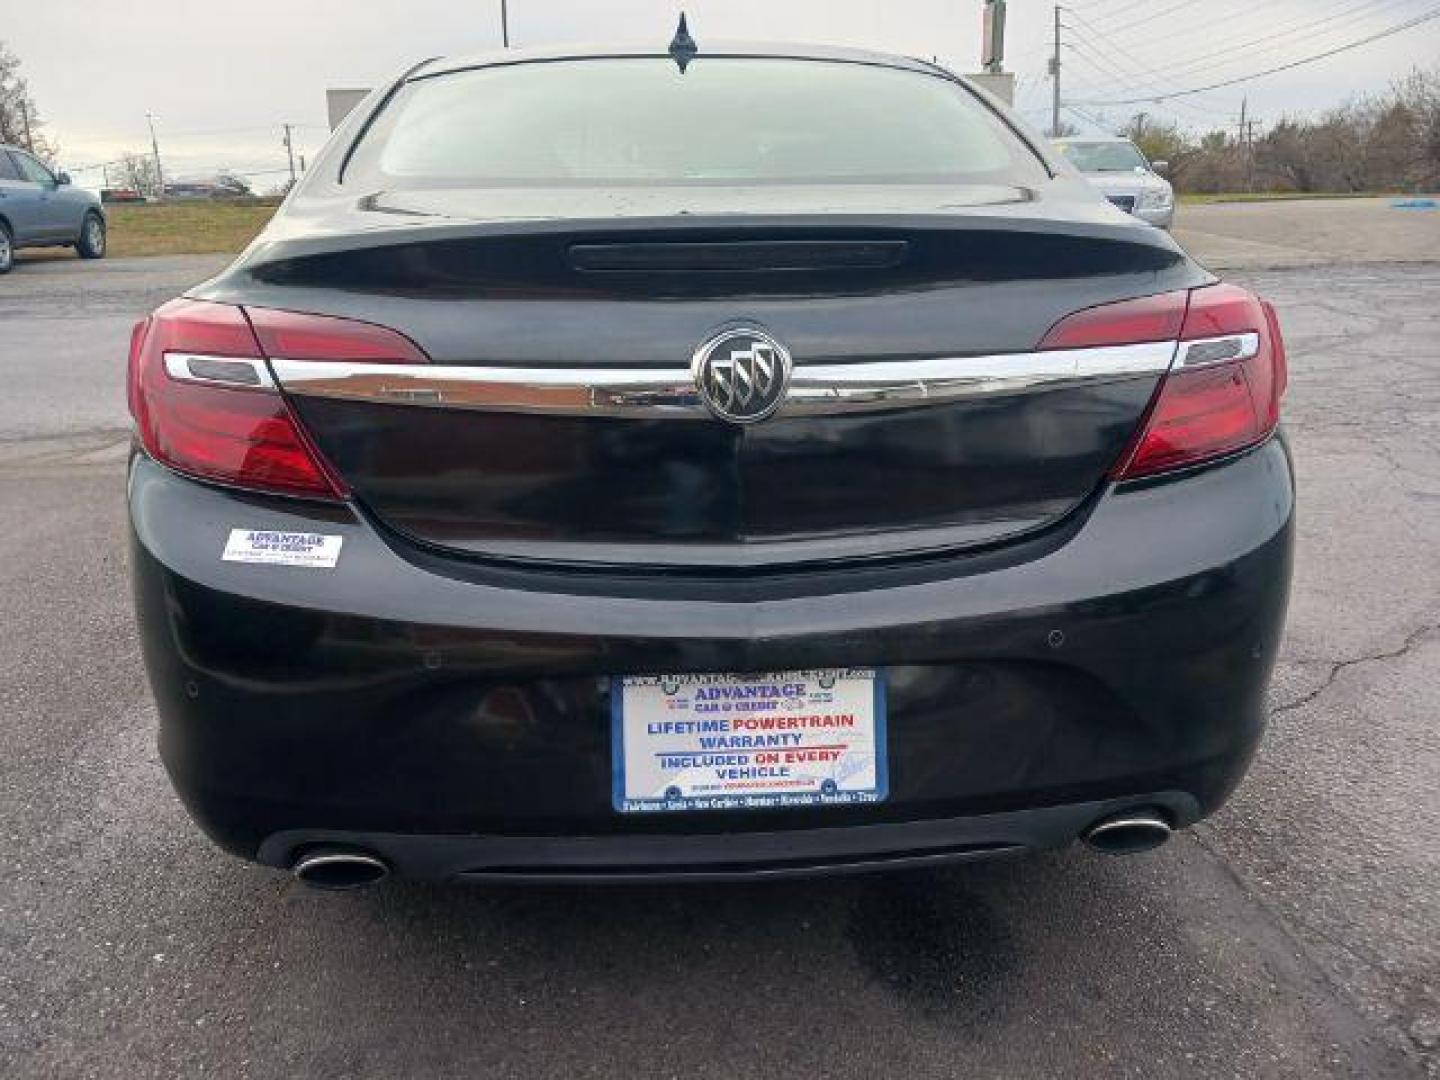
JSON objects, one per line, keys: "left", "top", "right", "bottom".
{"left": 669, "top": 12, "right": 698, "bottom": 73}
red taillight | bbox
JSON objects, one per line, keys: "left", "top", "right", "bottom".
{"left": 1040, "top": 284, "right": 1287, "bottom": 479}
{"left": 247, "top": 306, "right": 428, "bottom": 363}
{"left": 1114, "top": 284, "right": 1286, "bottom": 479}
{"left": 127, "top": 300, "right": 425, "bottom": 499}
{"left": 1039, "top": 290, "right": 1189, "bottom": 349}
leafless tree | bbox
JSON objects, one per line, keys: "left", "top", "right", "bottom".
{"left": 1126, "top": 67, "right": 1440, "bottom": 195}
{"left": 115, "top": 152, "right": 161, "bottom": 197}
{"left": 1123, "top": 113, "right": 1200, "bottom": 183}
{"left": 0, "top": 40, "right": 57, "bottom": 159}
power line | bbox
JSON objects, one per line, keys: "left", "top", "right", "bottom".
{"left": 1075, "top": 0, "right": 1157, "bottom": 29}
{"left": 1110, "top": 0, "right": 1395, "bottom": 56}
{"left": 1064, "top": 103, "right": 1114, "bottom": 132}
{"left": 1063, "top": 57, "right": 1230, "bottom": 123}
{"left": 1071, "top": 4, "right": 1440, "bottom": 105}
{"left": 1084, "top": 0, "right": 1207, "bottom": 34}
{"left": 1032, "top": 1, "right": 1245, "bottom": 132}
{"left": 1113, "top": 0, "right": 1423, "bottom": 85}
{"left": 162, "top": 121, "right": 327, "bottom": 138}
{"left": 1062, "top": 25, "right": 1239, "bottom": 118}
{"left": 60, "top": 116, "right": 328, "bottom": 174}
{"left": 61, "top": 121, "right": 328, "bottom": 156}
{"left": 1064, "top": 0, "right": 1428, "bottom": 124}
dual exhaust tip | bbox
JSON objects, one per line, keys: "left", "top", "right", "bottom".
{"left": 290, "top": 809, "right": 1173, "bottom": 887}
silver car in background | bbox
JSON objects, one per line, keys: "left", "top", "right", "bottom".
{"left": 1053, "top": 137, "right": 1175, "bottom": 229}
{"left": 0, "top": 142, "right": 107, "bottom": 274}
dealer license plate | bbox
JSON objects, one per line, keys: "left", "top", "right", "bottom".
{"left": 611, "top": 668, "right": 887, "bottom": 813}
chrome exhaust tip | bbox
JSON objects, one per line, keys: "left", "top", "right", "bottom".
{"left": 1082, "top": 810, "right": 1173, "bottom": 855}
{"left": 292, "top": 848, "right": 389, "bottom": 890}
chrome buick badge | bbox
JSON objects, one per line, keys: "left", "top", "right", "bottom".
{"left": 691, "top": 327, "right": 793, "bottom": 424}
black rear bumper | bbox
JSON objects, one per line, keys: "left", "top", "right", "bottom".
{"left": 129, "top": 438, "right": 1294, "bottom": 880}
{"left": 257, "top": 793, "right": 1200, "bottom": 882}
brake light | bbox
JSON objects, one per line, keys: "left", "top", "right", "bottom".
{"left": 126, "top": 300, "right": 426, "bottom": 499}
{"left": 1113, "top": 284, "right": 1287, "bottom": 479}
{"left": 247, "top": 307, "right": 429, "bottom": 363}
{"left": 1039, "top": 290, "right": 1188, "bottom": 349}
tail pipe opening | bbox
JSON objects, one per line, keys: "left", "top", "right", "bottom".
{"left": 292, "top": 847, "right": 390, "bottom": 890}
{"left": 1082, "top": 809, "right": 1173, "bottom": 855}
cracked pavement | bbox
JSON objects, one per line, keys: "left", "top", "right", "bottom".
{"left": 1, "top": 255, "right": 1437, "bottom": 1078}
{"left": 1195, "top": 263, "right": 1440, "bottom": 1076}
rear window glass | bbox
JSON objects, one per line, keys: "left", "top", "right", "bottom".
{"left": 344, "top": 57, "right": 1047, "bottom": 187}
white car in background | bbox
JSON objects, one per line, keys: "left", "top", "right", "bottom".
{"left": 1053, "top": 137, "right": 1175, "bottom": 229}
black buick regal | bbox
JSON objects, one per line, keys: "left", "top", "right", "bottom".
{"left": 127, "top": 40, "right": 1293, "bottom": 888}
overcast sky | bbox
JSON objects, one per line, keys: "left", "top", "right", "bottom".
{"left": 2, "top": 0, "right": 1436, "bottom": 188}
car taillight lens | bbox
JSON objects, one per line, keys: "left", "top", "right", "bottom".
{"left": 126, "top": 299, "right": 426, "bottom": 499}
{"left": 1042, "top": 285, "right": 1287, "bottom": 480}
{"left": 1039, "top": 290, "right": 1189, "bottom": 349}
{"left": 1115, "top": 284, "right": 1287, "bottom": 479}
{"left": 247, "top": 306, "right": 430, "bottom": 363}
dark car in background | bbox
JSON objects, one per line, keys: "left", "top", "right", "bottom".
{"left": 164, "top": 172, "right": 254, "bottom": 200}
{"left": 0, "top": 142, "right": 106, "bottom": 272}
{"left": 127, "top": 43, "right": 1292, "bottom": 888}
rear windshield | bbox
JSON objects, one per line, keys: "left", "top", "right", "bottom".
{"left": 344, "top": 57, "right": 1048, "bottom": 187}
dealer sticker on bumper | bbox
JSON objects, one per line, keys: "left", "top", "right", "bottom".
{"left": 612, "top": 668, "right": 887, "bottom": 813}
{"left": 222, "top": 529, "right": 343, "bottom": 568}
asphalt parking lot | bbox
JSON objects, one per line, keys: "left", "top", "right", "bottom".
{"left": 1173, "top": 196, "right": 1440, "bottom": 270}
{"left": 2, "top": 207, "right": 1438, "bottom": 1078}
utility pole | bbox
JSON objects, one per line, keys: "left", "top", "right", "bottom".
{"left": 1245, "top": 118, "right": 1259, "bottom": 193}
{"left": 18, "top": 99, "right": 33, "bottom": 152}
{"left": 500, "top": 0, "right": 509, "bottom": 47}
{"left": 1237, "top": 97, "right": 1249, "bottom": 193}
{"left": 146, "top": 111, "right": 164, "bottom": 200}
{"left": 1049, "top": 5, "right": 1062, "bottom": 137}
{"left": 282, "top": 123, "right": 297, "bottom": 188}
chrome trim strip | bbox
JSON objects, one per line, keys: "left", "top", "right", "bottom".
{"left": 1177, "top": 332, "right": 1260, "bottom": 369}
{"left": 784, "top": 341, "right": 1174, "bottom": 414}
{"left": 164, "top": 352, "right": 276, "bottom": 390}
{"left": 269, "top": 340, "right": 1177, "bottom": 419}
{"left": 272, "top": 361, "right": 702, "bottom": 417}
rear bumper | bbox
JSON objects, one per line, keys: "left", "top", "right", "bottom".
{"left": 129, "top": 438, "right": 1294, "bottom": 880}
{"left": 257, "top": 793, "right": 1200, "bottom": 882}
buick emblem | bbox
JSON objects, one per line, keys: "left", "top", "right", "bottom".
{"left": 691, "top": 327, "right": 793, "bottom": 424}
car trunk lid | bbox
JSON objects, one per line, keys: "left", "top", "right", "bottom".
{"left": 196, "top": 206, "right": 1205, "bottom": 570}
